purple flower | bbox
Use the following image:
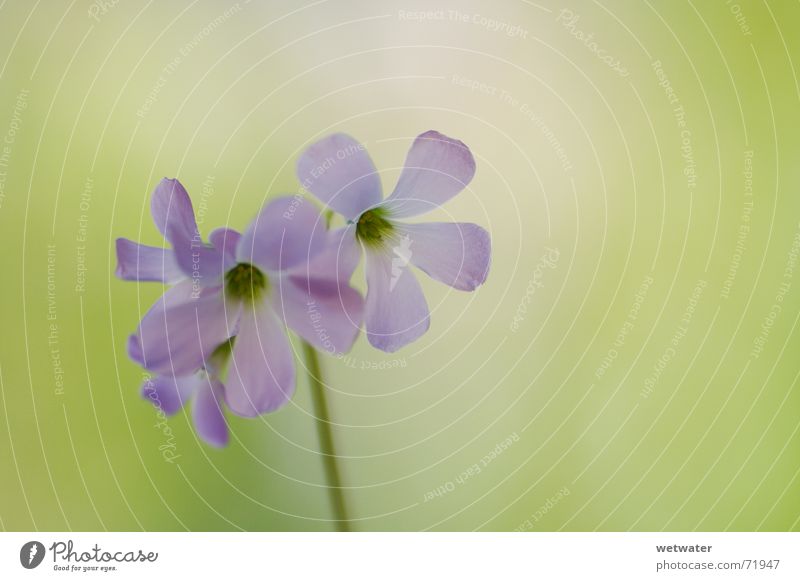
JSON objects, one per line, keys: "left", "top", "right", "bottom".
{"left": 118, "top": 179, "right": 363, "bottom": 422}
{"left": 130, "top": 282, "right": 232, "bottom": 447}
{"left": 141, "top": 356, "right": 230, "bottom": 448}
{"left": 297, "top": 130, "right": 491, "bottom": 352}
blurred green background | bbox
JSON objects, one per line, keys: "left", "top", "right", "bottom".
{"left": 1, "top": 0, "right": 798, "bottom": 531}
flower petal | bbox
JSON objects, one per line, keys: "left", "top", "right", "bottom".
{"left": 128, "top": 333, "right": 144, "bottom": 366}
{"left": 382, "top": 131, "right": 476, "bottom": 218}
{"left": 169, "top": 231, "right": 227, "bottom": 287}
{"left": 364, "top": 250, "right": 430, "bottom": 352}
{"left": 115, "top": 238, "right": 184, "bottom": 283}
{"left": 236, "top": 196, "right": 326, "bottom": 272}
{"left": 286, "top": 226, "right": 361, "bottom": 284}
{"left": 210, "top": 227, "right": 241, "bottom": 270}
{"left": 396, "top": 222, "right": 491, "bottom": 291}
{"left": 128, "top": 281, "right": 197, "bottom": 366}
{"left": 225, "top": 302, "right": 295, "bottom": 416}
{"left": 273, "top": 273, "right": 363, "bottom": 355}
{"left": 192, "top": 377, "right": 229, "bottom": 447}
{"left": 296, "top": 133, "right": 382, "bottom": 220}
{"left": 135, "top": 286, "right": 233, "bottom": 376}
{"left": 150, "top": 178, "right": 200, "bottom": 247}
{"left": 140, "top": 373, "right": 198, "bottom": 416}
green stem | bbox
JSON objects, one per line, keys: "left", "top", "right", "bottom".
{"left": 302, "top": 340, "right": 351, "bottom": 532}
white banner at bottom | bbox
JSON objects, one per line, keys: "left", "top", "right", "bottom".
{"left": 0, "top": 532, "right": 797, "bottom": 580}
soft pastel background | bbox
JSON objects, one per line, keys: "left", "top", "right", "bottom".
{"left": 0, "top": 0, "right": 798, "bottom": 531}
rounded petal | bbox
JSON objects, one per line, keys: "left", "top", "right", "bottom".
{"left": 192, "top": 378, "right": 229, "bottom": 447}
{"left": 210, "top": 227, "right": 241, "bottom": 270}
{"left": 225, "top": 302, "right": 295, "bottom": 416}
{"left": 141, "top": 374, "right": 198, "bottom": 416}
{"left": 296, "top": 133, "right": 383, "bottom": 220}
{"left": 135, "top": 287, "right": 233, "bottom": 376}
{"left": 364, "top": 250, "right": 430, "bottom": 352}
{"left": 236, "top": 196, "right": 326, "bottom": 272}
{"left": 382, "top": 131, "right": 476, "bottom": 218}
{"left": 150, "top": 178, "right": 199, "bottom": 247}
{"left": 273, "top": 274, "right": 363, "bottom": 355}
{"left": 396, "top": 222, "right": 490, "bottom": 291}
{"left": 115, "top": 238, "right": 184, "bottom": 283}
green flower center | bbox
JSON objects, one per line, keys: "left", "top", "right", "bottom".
{"left": 225, "top": 262, "right": 268, "bottom": 302}
{"left": 355, "top": 207, "right": 394, "bottom": 247}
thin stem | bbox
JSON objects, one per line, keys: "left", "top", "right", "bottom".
{"left": 302, "top": 340, "right": 350, "bottom": 532}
